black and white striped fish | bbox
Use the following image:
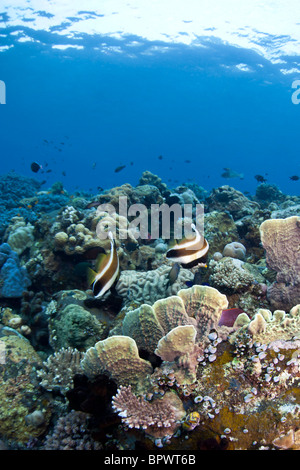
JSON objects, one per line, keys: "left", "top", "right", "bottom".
{"left": 87, "top": 231, "right": 119, "bottom": 298}
{"left": 166, "top": 223, "right": 209, "bottom": 265}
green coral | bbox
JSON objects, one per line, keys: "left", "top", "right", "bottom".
{"left": 0, "top": 335, "right": 51, "bottom": 443}
{"left": 49, "top": 303, "right": 107, "bottom": 351}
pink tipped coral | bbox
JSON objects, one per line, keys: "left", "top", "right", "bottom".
{"left": 112, "top": 385, "right": 185, "bottom": 438}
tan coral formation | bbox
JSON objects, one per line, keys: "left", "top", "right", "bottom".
{"left": 122, "top": 285, "right": 228, "bottom": 355}
{"left": 260, "top": 216, "right": 300, "bottom": 310}
{"left": 81, "top": 285, "right": 231, "bottom": 389}
{"left": 5, "top": 217, "right": 34, "bottom": 255}
{"left": 155, "top": 325, "right": 202, "bottom": 384}
{"left": 231, "top": 304, "right": 300, "bottom": 345}
{"left": 81, "top": 335, "right": 153, "bottom": 386}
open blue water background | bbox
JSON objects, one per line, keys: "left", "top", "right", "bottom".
{"left": 0, "top": 14, "right": 299, "bottom": 197}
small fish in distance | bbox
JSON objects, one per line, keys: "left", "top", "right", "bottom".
{"left": 30, "top": 162, "right": 42, "bottom": 173}
{"left": 254, "top": 174, "right": 267, "bottom": 183}
{"left": 114, "top": 165, "right": 126, "bottom": 173}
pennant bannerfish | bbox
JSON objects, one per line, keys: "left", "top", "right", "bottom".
{"left": 166, "top": 223, "right": 209, "bottom": 265}
{"left": 87, "top": 231, "right": 119, "bottom": 298}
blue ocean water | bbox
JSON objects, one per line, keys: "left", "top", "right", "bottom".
{"left": 0, "top": 5, "right": 300, "bottom": 197}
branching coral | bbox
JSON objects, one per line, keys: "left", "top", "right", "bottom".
{"left": 208, "top": 257, "right": 263, "bottom": 293}
{"left": 37, "top": 347, "right": 84, "bottom": 395}
{"left": 112, "top": 385, "right": 185, "bottom": 438}
{"left": 43, "top": 410, "right": 101, "bottom": 450}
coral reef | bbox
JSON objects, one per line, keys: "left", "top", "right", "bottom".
{"left": 206, "top": 185, "right": 259, "bottom": 220}
{"left": 1, "top": 170, "right": 300, "bottom": 451}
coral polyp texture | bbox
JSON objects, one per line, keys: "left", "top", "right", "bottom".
{"left": 1, "top": 170, "right": 300, "bottom": 451}
{"left": 260, "top": 216, "right": 300, "bottom": 310}
{"left": 81, "top": 335, "right": 153, "bottom": 386}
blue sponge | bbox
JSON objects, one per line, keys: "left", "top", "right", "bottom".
{"left": 0, "top": 243, "right": 31, "bottom": 298}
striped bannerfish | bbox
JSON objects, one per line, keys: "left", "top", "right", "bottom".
{"left": 166, "top": 223, "right": 209, "bottom": 265}
{"left": 87, "top": 231, "right": 119, "bottom": 298}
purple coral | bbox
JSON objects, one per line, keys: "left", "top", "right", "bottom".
{"left": 43, "top": 410, "right": 101, "bottom": 450}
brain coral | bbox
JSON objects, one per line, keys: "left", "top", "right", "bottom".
{"left": 260, "top": 216, "right": 300, "bottom": 310}
{"left": 115, "top": 264, "right": 194, "bottom": 305}
{"left": 222, "top": 241, "right": 246, "bottom": 260}
{"left": 5, "top": 217, "right": 34, "bottom": 255}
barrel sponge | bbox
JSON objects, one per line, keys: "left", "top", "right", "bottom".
{"left": 260, "top": 216, "right": 300, "bottom": 284}
{"left": 81, "top": 336, "right": 153, "bottom": 386}
{"left": 260, "top": 216, "right": 300, "bottom": 309}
